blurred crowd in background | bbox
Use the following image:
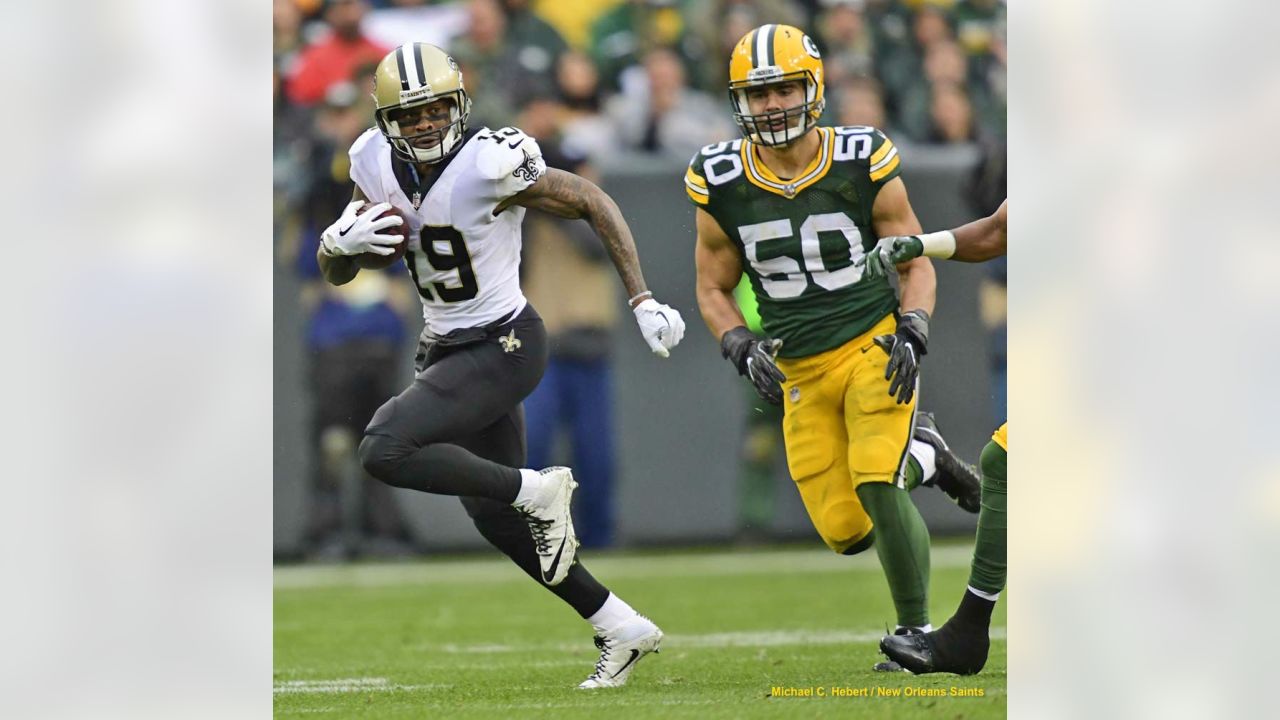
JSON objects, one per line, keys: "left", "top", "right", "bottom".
{"left": 273, "top": 0, "right": 1006, "bottom": 561}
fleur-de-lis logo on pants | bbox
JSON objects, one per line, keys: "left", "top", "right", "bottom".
{"left": 499, "top": 329, "right": 522, "bottom": 353}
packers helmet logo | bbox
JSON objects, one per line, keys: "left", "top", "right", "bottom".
{"left": 802, "top": 35, "right": 821, "bottom": 59}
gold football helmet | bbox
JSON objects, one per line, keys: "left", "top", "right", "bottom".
{"left": 727, "top": 24, "right": 826, "bottom": 146}
{"left": 371, "top": 42, "right": 472, "bottom": 163}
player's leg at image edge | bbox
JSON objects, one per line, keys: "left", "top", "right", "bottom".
{"left": 866, "top": 413, "right": 982, "bottom": 671}
{"left": 879, "top": 436, "right": 1006, "bottom": 674}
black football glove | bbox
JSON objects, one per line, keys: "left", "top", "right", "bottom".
{"left": 873, "top": 309, "right": 930, "bottom": 405}
{"left": 720, "top": 326, "right": 787, "bottom": 406}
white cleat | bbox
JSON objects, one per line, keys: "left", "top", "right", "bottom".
{"left": 512, "top": 466, "right": 579, "bottom": 586}
{"left": 578, "top": 615, "right": 663, "bottom": 689}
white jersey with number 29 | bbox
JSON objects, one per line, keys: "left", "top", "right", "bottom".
{"left": 347, "top": 125, "right": 547, "bottom": 336}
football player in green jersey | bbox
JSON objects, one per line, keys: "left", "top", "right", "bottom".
{"left": 689, "top": 23, "right": 981, "bottom": 661}
{"left": 872, "top": 200, "right": 1009, "bottom": 675}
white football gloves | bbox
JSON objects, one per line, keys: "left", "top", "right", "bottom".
{"left": 320, "top": 201, "right": 404, "bottom": 257}
{"left": 632, "top": 298, "right": 686, "bottom": 358}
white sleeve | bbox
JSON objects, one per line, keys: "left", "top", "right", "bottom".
{"left": 472, "top": 127, "right": 546, "bottom": 202}
{"left": 348, "top": 127, "right": 384, "bottom": 201}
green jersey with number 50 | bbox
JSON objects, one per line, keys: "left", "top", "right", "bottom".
{"left": 687, "top": 125, "right": 903, "bottom": 358}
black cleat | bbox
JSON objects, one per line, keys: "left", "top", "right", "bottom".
{"left": 872, "top": 627, "right": 921, "bottom": 672}
{"left": 878, "top": 622, "right": 990, "bottom": 676}
{"left": 913, "top": 412, "right": 982, "bottom": 513}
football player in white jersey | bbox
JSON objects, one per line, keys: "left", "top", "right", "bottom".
{"left": 316, "top": 42, "right": 683, "bottom": 689}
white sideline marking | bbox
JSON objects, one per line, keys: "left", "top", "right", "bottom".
{"left": 427, "top": 627, "right": 1006, "bottom": 654}
{"left": 272, "top": 677, "right": 449, "bottom": 695}
{"left": 463, "top": 699, "right": 724, "bottom": 710}
{"left": 275, "top": 545, "right": 977, "bottom": 590}
{"left": 278, "top": 628, "right": 1007, "bottom": 696}
{"left": 674, "top": 626, "right": 1008, "bottom": 648}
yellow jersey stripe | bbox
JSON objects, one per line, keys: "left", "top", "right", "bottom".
{"left": 869, "top": 138, "right": 895, "bottom": 165}
{"left": 685, "top": 167, "right": 707, "bottom": 189}
{"left": 686, "top": 185, "right": 709, "bottom": 204}
{"left": 868, "top": 154, "right": 900, "bottom": 182}
{"left": 869, "top": 144, "right": 898, "bottom": 174}
{"left": 685, "top": 177, "right": 709, "bottom": 195}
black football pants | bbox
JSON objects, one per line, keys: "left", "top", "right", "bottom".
{"left": 358, "top": 304, "right": 608, "bottom": 616}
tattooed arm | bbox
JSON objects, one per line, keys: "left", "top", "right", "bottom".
{"left": 497, "top": 168, "right": 650, "bottom": 307}
{"left": 499, "top": 166, "right": 687, "bottom": 356}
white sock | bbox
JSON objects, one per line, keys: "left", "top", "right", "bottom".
{"left": 587, "top": 593, "right": 638, "bottom": 635}
{"left": 908, "top": 440, "right": 937, "bottom": 483}
{"left": 967, "top": 584, "right": 1001, "bottom": 602}
{"left": 513, "top": 468, "right": 542, "bottom": 506}
{"left": 896, "top": 623, "right": 933, "bottom": 633}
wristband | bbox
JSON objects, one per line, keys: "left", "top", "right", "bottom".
{"left": 919, "top": 230, "right": 957, "bottom": 259}
{"left": 628, "top": 291, "right": 653, "bottom": 306}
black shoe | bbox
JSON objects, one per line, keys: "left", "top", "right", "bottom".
{"left": 878, "top": 621, "right": 990, "bottom": 675}
{"left": 913, "top": 412, "right": 982, "bottom": 513}
{"left": 872, "top": 627, "right": 922, "bottom": 671}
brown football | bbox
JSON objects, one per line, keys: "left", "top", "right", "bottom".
{"left": 354, "top": 203, "right": 410, "bottom": 270}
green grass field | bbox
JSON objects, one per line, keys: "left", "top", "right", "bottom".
{"left": 275, "top": 542, "right": 1005, "bottom": 719}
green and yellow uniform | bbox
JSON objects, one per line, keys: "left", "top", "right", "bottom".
{"left": 992, "top": 421, "right": 1008, "bottom": 451}
{"left": 687, "top": 125, "right": 901, "bottom": 358}
{"left": 970, "top": 422, "right": 1008, "bottom": 598}
{"left": 687, "top": 125, "right": 915, "bottom": 553}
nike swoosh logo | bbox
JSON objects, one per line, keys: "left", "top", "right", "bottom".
{"left": 654, "top": 311, "right": 670, "bottom": 342}
{"left": 542, "top": 533, "right": 568, "bottom": 583}
{"left": 611, "top": 649, "right": 641, "bottom": 678}
{"left": 508, "top": 139, "right": 523, "bottom": 149}
{"left": 337, "top": 221, "right": 357, "bottom": 236}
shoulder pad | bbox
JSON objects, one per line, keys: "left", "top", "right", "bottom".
{"left": 830, "top": 125, "right": 901, "bottom": 182}
{"left": 827, "top": 125, "right": 882, "bottom": 165}
{"left": 473, "top": 127, "right": 542, "bottom": 180}
{"left": 349, "top": 126, "right": 384, "bottom": 161}
{"left": 685, "top": 138, "right": 744, "bottom": 205}
{"left": 348, "top": 127, "right": 388, "bottom": 202}
{"left": 472, "top": 127, "right": 546, "bottom": 200}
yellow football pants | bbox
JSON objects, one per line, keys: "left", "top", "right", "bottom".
{"left": 993, "top": 422, "right": 1008, "bottom": 451}
{"left": 776, "top": 313, "right": 917, "bottom": 553}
